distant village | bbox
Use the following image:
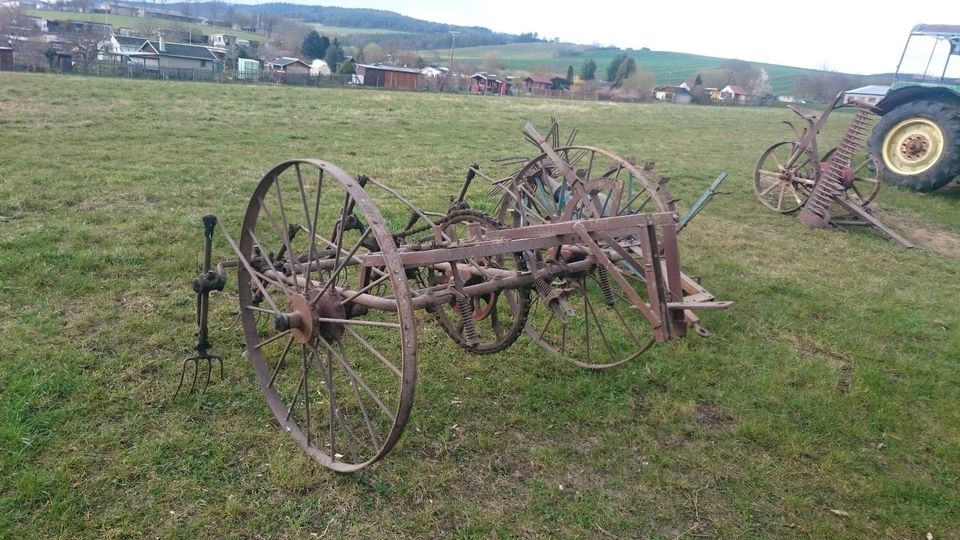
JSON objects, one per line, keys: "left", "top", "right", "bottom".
{"left": 0, "top": 0, "right": 889, "bottom": 106}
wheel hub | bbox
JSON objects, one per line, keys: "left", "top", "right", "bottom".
{"left": 274, "top": 290, "right": 347, "bottom": 344}
{"left": 899, "top": 134, "right": 930, "bottom": 161}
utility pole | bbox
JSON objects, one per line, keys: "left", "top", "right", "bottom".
{"left": 448, "top": 30, "right": 459, "bottom": 90}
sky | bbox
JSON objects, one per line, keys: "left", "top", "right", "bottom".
{"left": 237, "top": 0, "right": 960, "bottom": 75}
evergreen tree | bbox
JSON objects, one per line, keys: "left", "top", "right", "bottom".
{"left": 614, "top": 57, "right": 636, "bottom": 85}
{"left": 580, "top": 58, "right": 596, "bottom": 81}
{"left": 339, "top": 59, "right": 356, "bottom": 75}
{"left": 566, "top": 65, "right": 574, "bottom": 85}
{"left": 324, "top": 38, "right": 346, "bottom": 72}
{"left": 302, "top": 31, "right": 330, "bottom": 60}
{"left": 606, "top": 53, "right": 628, "bottom": 82}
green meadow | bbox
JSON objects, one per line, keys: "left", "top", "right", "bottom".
{"left": 0, "top": 73, "right": 958, "bottom": 537}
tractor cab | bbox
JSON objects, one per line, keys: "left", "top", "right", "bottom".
{"left": 894, "top": 24, "right": 960, "bottom": 83}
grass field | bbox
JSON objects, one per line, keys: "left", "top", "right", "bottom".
{"left": 421, "top": 42, "right": 831, "bottom": 97}
{"left": 1, "top": 73, "right": 958, "bottom": 538}
{"left": 18, "top": 8, "right": 263, "bottom": 42}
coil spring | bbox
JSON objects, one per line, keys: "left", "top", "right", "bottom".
{"left": 457, "top": 295, "right": 480, "bottom": 347}
{"left": 597, "top": 268, "right": 616, "bottom": 306}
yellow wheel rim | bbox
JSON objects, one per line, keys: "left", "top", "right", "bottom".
{"left": 881, "top": 118, "right": 945, "bottom": 175}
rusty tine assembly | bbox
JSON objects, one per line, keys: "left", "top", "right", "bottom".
{"left": 175, "top": 214, "right": 227, "bottom": 398}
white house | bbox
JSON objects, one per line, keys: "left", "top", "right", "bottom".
{"left": 844, "top": 85, "right": 890, "bottom": 106}
{"left": 309, "top": 58, "right": 330, "bottom": 76}
{"left": 125, "top": 35, "right": 220, "bottom": 74}
{"left": 421, "top": 65, "right": 448, "bottom": 77}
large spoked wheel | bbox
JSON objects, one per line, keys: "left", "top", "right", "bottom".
{"left": 234, "top": 159, "right": 417, "bottom": 472}
{"left": 420, "top": 210, "right": 531, "bottom": 355}
{"left": 496, "top": 145, "right": 671, "bottom": 226}
{"left": 499, "top": 148, "right": 667, "bottom": 369}
{"left": 821, "top": 147, "right": 882, "bottom": 206}
{"left": 754, "top": 141, "right": 816, "bottom": 213}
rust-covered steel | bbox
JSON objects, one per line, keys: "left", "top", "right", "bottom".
{"left": 754, "top": 94, "right": 913, "bottom": 247}
{"left": 177, "top": 121, "right": 731, "bottom": 471}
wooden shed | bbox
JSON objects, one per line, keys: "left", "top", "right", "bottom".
{"left": 0, "top": 47, "right": 13, "bottom": 71}
{"left": 357, "top": 64, "right": 421, "bottom": 90}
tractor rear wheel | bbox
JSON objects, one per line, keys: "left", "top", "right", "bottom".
{"left": 868, "top": 100, "right": 960, "bottom": 192}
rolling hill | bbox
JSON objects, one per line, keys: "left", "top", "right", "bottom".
{"left": 418, "top": 42, "right": 852, "bottom": 97}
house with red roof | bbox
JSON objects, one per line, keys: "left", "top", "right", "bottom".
{"left": 719, "top": 84, "right": 749, "bottom": 104}
{"left": 522, "top": 75, "right": 553, "bottom": 94}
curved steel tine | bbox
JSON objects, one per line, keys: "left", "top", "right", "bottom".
{"left": 203, "top": 357, "right": 213, "bottom": 394}
{"left": 175, "top": 355, "right": 198, "bottom": 398}
{"left": 174, "top": 357, "right": 189, "bottom": 398}
{"left": 222, "top": 310, "right": 242, "bottom": 331}
{"left": 188, "top": 356, "right": 200, "bottom": 395}
{"left": 200, "top": 355, "right": 226, "bottom": 394}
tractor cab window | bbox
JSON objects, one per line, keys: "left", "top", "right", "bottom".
{"left": 897, "top": 33, "right": 960, "bottom": 83}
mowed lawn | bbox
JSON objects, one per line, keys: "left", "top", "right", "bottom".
{"left": 1, "top": 73, "right": 958, "bottom": 538}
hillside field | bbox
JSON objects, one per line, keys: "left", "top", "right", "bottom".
{"left": 18, "top": 8, "right": 263, "bottom": 42}
{"left": 0, "top": 73, "right": 958, "bottom": 537}
{"left": 421, "top": 42, "right": 833, "bottom": 96}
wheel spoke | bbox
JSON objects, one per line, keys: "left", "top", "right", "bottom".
{"left": 344, "top": 326, "right": 402, "bottom": 379}
{"left": 316, "top": 335, "right": 396, "bottom": 421}
{"left": 316, "top": 228, "right": 372, "bottom": 299}
{"left": 302, "top": 346, "right": 311, "bottom": 446}
{"left": 218, "top": 221, "right": 281, "bottom": 312}
{"left": 269, "top": 335, "right": 295, "bottom": 388}
{"left": 585, "top": 293, "right": 617, "bottom": 362}
{"left": 339, "top": 342, "right": 381, "bottom": 454}
{"left": 254, "top": 329, "right": 292, "bottom": 350}
{"left": 247, "top": 228, "right": 293, "bottom": 296}
{"left": 758, "top": 177, "right": 780, "bottom": 197}
{"left": 788, "top": 183, "right": 803, "bottom": 206}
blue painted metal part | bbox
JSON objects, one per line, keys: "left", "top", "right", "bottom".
{"left": 680, "top": 172, "right": 728, "bottom": 229}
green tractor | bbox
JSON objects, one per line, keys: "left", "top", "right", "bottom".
{"left": 868, "top": 24, "right": 960, "bottom": 192}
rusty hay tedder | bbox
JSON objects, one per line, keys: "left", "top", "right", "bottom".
{"left": 176, "top": 121, "right": 731, "bottom": 472}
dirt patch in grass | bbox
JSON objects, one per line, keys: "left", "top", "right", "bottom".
{"left": 869, "top": 204, "right": 960, "bottom": 257}
{"left": 693, "top": 402, "right": 737, "bottom": 429}
{"left": 790, "top": 334, "right": 855, "bottom": 393}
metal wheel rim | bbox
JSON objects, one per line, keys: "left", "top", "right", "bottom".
{"left": 427, "top": 211, "right": 531, "bottom": 354}
{"left": 881, "top": 118, "right": 945, "bottom": 175}
{"left": 237, "top": 159, "right": 418, "bottom": 472}
{"left": 754, "top": 141, "right": 814, "bottom": 213}
{"left": 821, "top": 147, "right": 882, "bottom": 207}
{"left": 501, "top": 153, "right": 663, "bottom": 369}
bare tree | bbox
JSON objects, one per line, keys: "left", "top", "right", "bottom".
{"left": 136, "top": 17, "right": 161, "bottom": 37}
{"left": 0, "top": 7, "right": 18, "bottom": 40}
{"left": 362, "top": 42, "right": 385, "bottom": 63}
{"left": 483, "top": 52, "right": 502, "bottom": 73}
{"left": 61, "top": 24, "right": 110, "bottom": 63}
{"left": 259, "top": 13, "right": 281, "bottom": 39}
{"left": 208, "top": 1, "right": 224, "bottom": 25}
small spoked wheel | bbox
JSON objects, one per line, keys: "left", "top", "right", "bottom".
{"left": 497, "top": 146, "right": 667, "bottom": 369}
{"left": 234, "top": 159, "right": 417, "bottom": 472}
{"left": 821, "top": 147, "right": 882, "bottom": 207}
{"left": 524, "top": 267, "right": 657, "bottom": 369}
{"left": 754, "top": 141, "right": 816, "bottom": 213}
{"left": 420, "top": 210, "right": 531, "bottom": 355}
